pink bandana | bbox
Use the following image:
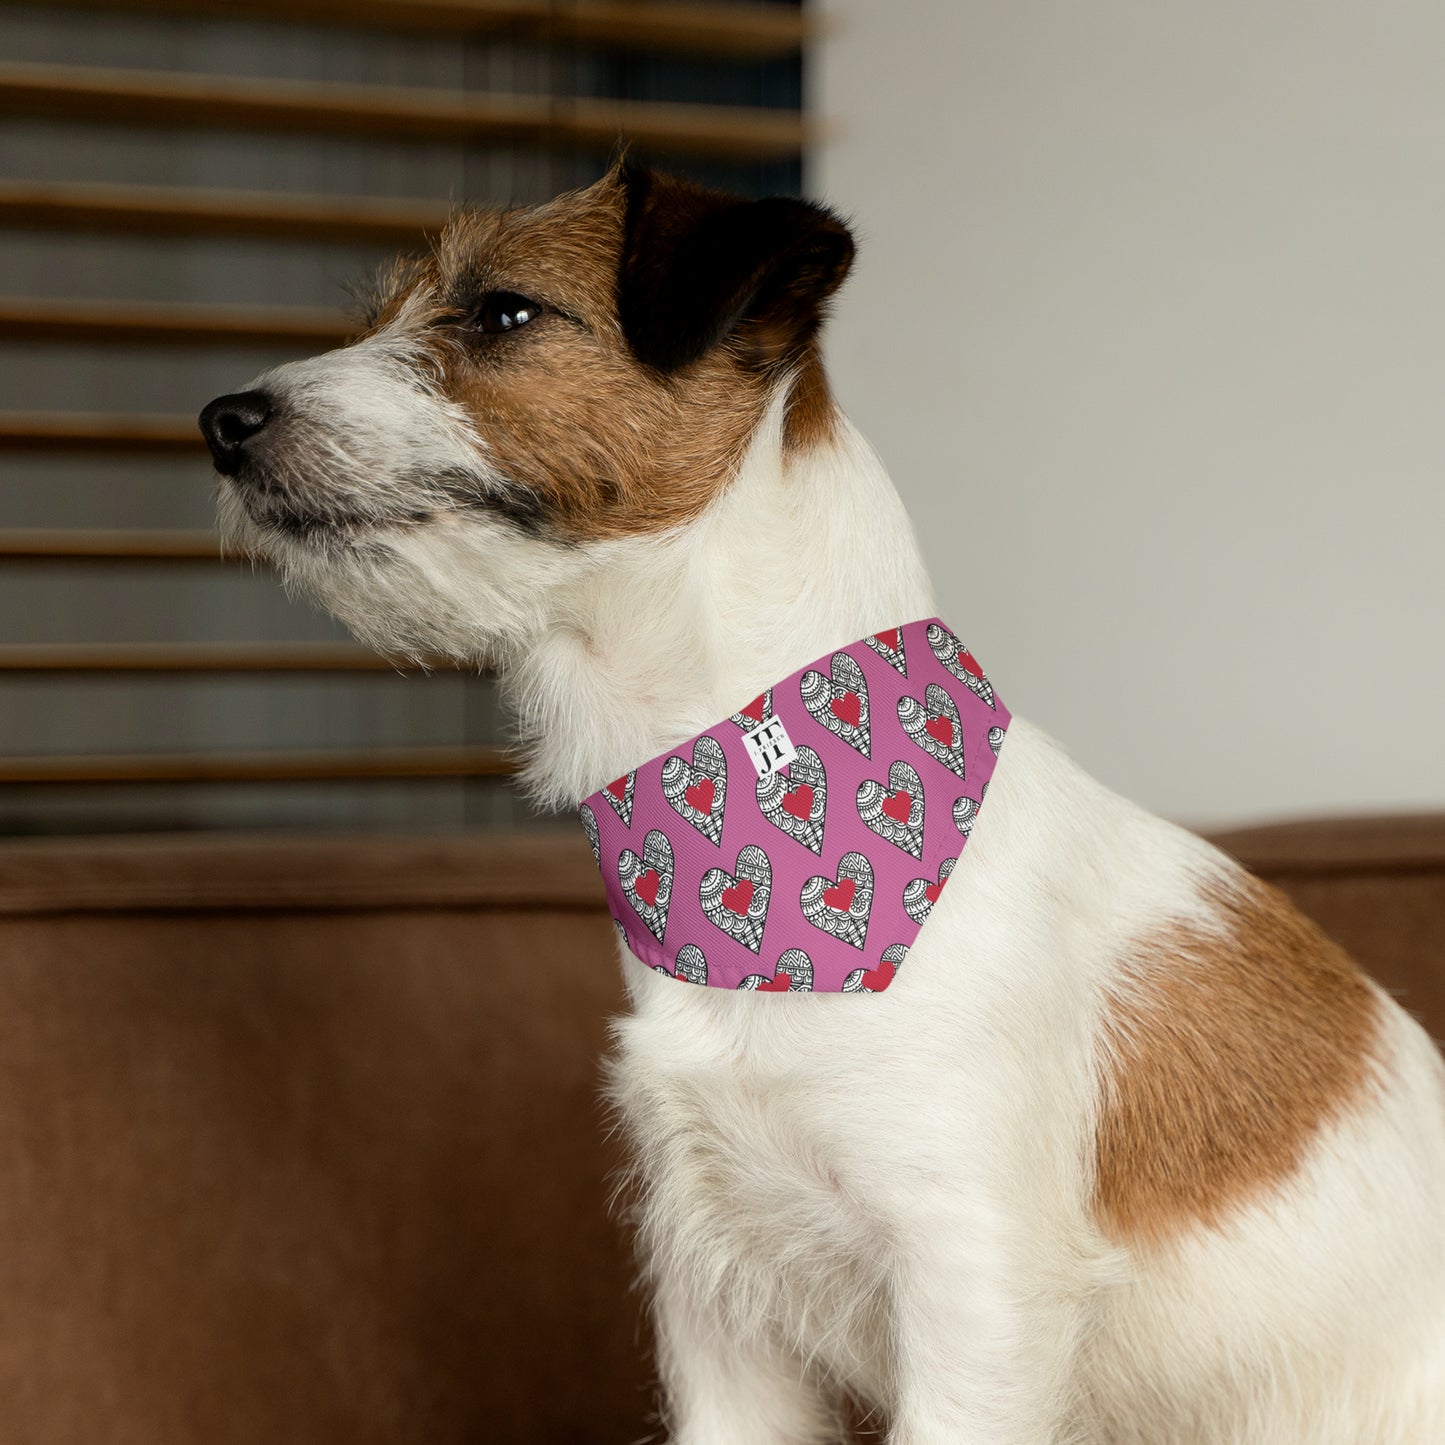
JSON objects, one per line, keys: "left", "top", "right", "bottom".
{"left": 579, "top": 619, "right": 1009, "bottom": 993}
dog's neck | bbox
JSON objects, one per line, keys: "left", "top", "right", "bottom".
{"left": 502, "top": 393, "right": 937, "bottom": 809}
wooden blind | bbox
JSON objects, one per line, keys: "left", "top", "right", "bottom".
{"left": 0, "top": 0, "right": 808, "bottom": 833}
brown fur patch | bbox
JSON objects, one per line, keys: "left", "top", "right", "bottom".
{"left": 1093, "top": 873, "right": 1382, "bottom": 1246}
{"left": 436, "top": 185, "right": 769, "bottom": 540}
{"left": 782, "top": 343, "right": 840, "bottom": 454}
{"left": 364, "top": 171, "right": 843, "bottom": 542}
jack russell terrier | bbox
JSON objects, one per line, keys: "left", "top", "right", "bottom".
{"left": 200, "top": 162, "right": 1445, "bottom": 1444}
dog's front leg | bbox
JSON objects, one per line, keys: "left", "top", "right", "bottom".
{"left": 653, "top": 1273, "right": 844, "bottom": 1445}
{"left": 882, "top": 1211, "right": 1093, "bottom": 1445}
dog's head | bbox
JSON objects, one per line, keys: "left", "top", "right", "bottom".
{"left": 200, "top": 163, "right": 854, "bottom": 660}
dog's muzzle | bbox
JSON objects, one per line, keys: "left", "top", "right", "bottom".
{"left": 199, "top": 390, "right": 273, "bottom": 476}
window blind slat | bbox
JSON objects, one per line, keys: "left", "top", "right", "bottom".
{"left": 0, "top": 529, "right": 228, "bottom": 561}
{"left": 0, "top": 62, "right": 811, "bottom": 161}
{"left": 0, "top": 413, "right": 202, "bottom": 452}
{"left": 0, "top": 644, "right": 415, "bottom": 672}
{"left": 0, "top": 297, "right": 353, "bottom": 348}
{"left": 0, "top": 180, "right": 448, "bottom": 245}
{"left": 0, "top": 751, "right": 514, "bottom": 786}
{"left": 0, "top": 745, "right": 514, "bottom": 783}
{"left": 0, "top": 0, "right": 810, "bottom": 58}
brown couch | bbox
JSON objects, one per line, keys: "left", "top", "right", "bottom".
{"left": 0, "top": 818, "right": 1440, "bottom": 1443}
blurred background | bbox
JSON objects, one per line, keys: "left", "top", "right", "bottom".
{"left": 2, "top": 1, "right": 1441, "bottom": 840}
{"left": 0, "top": 0, "right": 802, "bottom": 837}
{"left": 819, "top": 1, "right": 1445, "bottom": 828}
{"left": 0, "top": 4, "right": 1442, "bottom": 1443}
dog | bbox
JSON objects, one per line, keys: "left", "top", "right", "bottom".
{"left": 200, "top": 162, "right": 1445, "bottom": 1444}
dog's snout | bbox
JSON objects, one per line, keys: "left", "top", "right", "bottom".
{"left": 199, "top": 390, "right": 273, "bottom": 475}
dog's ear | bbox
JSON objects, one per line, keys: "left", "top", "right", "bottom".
{"left": 617, "top": 162, "right": 855, "bottom": 374}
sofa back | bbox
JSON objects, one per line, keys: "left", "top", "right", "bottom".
{"left": 0, "top": 820, "right": 1439, "bottom": 1443}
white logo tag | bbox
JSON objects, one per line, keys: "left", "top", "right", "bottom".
{"left": 741, "top": 716, "right": 797, "bottom": 778}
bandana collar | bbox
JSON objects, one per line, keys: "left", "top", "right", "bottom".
{"left": 579, "top": 619, "right": 1009, "bottom": 994}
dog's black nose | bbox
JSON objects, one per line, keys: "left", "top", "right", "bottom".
{"left": 199, "top": 390, "right": 273, "bottom": 475}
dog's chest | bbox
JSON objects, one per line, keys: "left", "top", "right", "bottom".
{"left": 612, "top": 1000, "right": 896, "bottom": 1386}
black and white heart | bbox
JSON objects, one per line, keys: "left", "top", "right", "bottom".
{"left": 903, "top": 856, "right": 956, "bottom": 925}
{"left": 618, "top": 828, "right": 674, "bottom": 943}
{"left": 756, "top": 744, "right": 827, "bottom": 854}
{"left": 898, "top": 683, "right": 966, "bottom": 780}
{"left": 926, "top": 622, "right": 995, "bottom": 709}
{"left": 601, "top": 769, "right": 636, "bottom": 824}
{"left": 671, "top": 944, "right": 708, "bottom": 986}
{"left": 843, "top": 943, "right": 910, "bottom": 993}
{"left": 699, "top": 844, "right": 772, "bottom": 954}
{"left": 800, "top": 652, "right": 871, "bottom": 756}
{"left": 953, "top": 795, "right": 980, "bottom": 838}
{"left": 800, "top": 850, "right": 874, "bottom": 950}
{"left": 730, "top": 689, "right": 774, "bottom": 731}
{"left": 857, "top": 759, "right": 926, "bottom": 859}
{"left": 578, "top": 802, "right": 600, "bottom": 865}
{"left": 864, "top": 627, "right": 908, "bottom": 675}
{"left": 661, "top": 735, "right": 728, "bottom": 844}
{"left": 739, "top": 948, "right": 814, "bottom": 992}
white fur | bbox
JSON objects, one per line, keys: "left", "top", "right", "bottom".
{"left": 222, "top": 348, "right": 1445, "bottom": 1444}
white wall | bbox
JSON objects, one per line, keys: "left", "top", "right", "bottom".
{"left": 813, "top": 1, "right": 1445, "bottom": 828}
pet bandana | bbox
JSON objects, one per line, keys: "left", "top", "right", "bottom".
{"left": 579, "top": 619, "right": 1009, "bottom": 994}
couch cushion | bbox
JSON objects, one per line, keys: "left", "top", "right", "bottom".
{"left": 1212, "top": 813, "right": 1445, "bottom": 1044}
{"left": 0, "top": 818, "right": 1439, "bottom": 1443}
{"left": 0, "top": 833, "right": 648, "bottom": 1445}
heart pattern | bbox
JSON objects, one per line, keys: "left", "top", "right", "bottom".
{"left": 927, "top": 622, "right": 995, "bottom": 709}
{"left": 699, "top": 845, "right": 772, "bottom": 954}
{"left": 857, "top": 760, "right": 926, "bottom": 858}
{"left": 843, "top": 943, "right": 910, "bottom": 994}
{"left": 739, "top": 948, "right": 814, "bottom": 992}
{"left": 619, "top": 829, "right": 673, "bottom": 942}
{"left": 661, "top": 735, "right": 728, "bottom": 845}
{"left": 582, "top": 618, "right": 1008, "bottom": 993}
{"left": 579, "top": 803, "right": 600, "bottom": 865}
{"left": 898, "top": 683, "right": 967, "bottom": 779}
{"left": 801, "top": 851, "right": 874, "bottom": 950}
{"left": 730, "top": 690, "right": 773, "bottom": 730}
{"left": 801, "top": 653, "right": 871, "bottom": 756}
{"left": 668, "top": 944, "right": 709, "bottom": 986}
{"left": 756, "top": 744, "right": 827, "bottom": 854}
{"left": 953, "top": 795, "right": 979, "bottom": 838}
{"left": 602, "top": 770, "right": 636, "bottom": 825}
{"left": 904, "top": 856, "right": 956, "bottom": 925}
{"left": 864, "top": 628, "right": 908, "bottom": 675}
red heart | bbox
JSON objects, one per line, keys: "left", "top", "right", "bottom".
{"left": 606, "top": 776, "right": 628, "bottom": 801}
{"left": 782, "top": 783, "right": 814, "bottom": 819}
{"left": 859, "top": 960, "right": 897, "bottom": 991}
{"left": 925, "top": 714, "right": 954, "bottom": 747}
{"left": 739, "top": 695, "right": 767, "bottom": 723}
{"left": 873, "top": 628, "right": 900, "bottom": 651}
{"left": 822, "top": 877, "right": 855, "bottom": 911}
{"left": 721, "top": 878, "right": 754, "bottom": 914}
{"left": 956, "top": 649, "right": 984, "bottom": 679}
{"left": 831, "top": 691, "right": 861, "bottom": 727}
{"left": 635, "top": 869, "right": 660, "bottom": 907}
{"left": 924, "top": 880, "right": 944, "bottom": 904}
{"left": 757, "top": 971, "right": 791, "bottom": 992}
{"left": 685, "top": 777, "right": 715, "bottom": 814}
{"left": 882, "top": 789, "right": 913, "bottom": 823}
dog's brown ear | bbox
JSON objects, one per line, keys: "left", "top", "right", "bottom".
{"left": 617, "top": 162, "right": 855, "bottom": 374}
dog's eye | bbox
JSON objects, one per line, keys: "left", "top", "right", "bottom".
{"left": 472, "top": 291, "right": 543, "bottom": 334}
